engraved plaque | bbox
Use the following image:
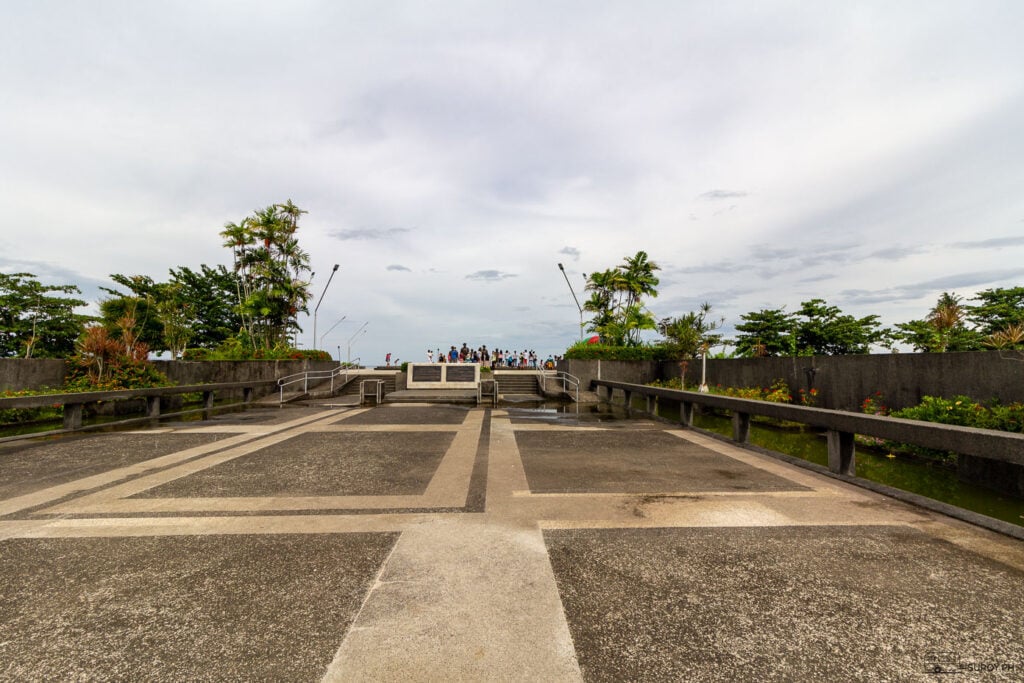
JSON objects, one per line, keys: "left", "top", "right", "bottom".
{"left": 447, "top": 365, "right": 476, "bottom": 382}
{"left": 412, "top": 365, "right": 443, "bottom": 382}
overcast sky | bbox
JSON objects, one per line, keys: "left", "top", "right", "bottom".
{"left": 3, "top": 1, "right": 1024, "bottom": 363}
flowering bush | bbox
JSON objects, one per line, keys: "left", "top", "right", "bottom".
{"left": 762, "top": 379, "right": 792, "bottom": 403}
{"left": 858, "top": 393, "right": 1024, "bottom": 464}
{"left": 861, "top": 392, "right": 888, "bottom": 416}
{"left": 709, "top": 379, "right": 792, "bottom": 403}
{"left": 798, "top": 388, "right": 819, "bottom": 406}
{"left": 890, "top": 395, "right": 1024, "bottom": 434}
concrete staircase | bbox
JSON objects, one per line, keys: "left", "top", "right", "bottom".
{"left": 493, "top": 372, "right": 542, "bottom": 399}
{"left": 336, "top": 373, "right": 398, "bottom": 397}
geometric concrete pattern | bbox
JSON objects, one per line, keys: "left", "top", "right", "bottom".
{"left": 1, "top": 403, "right": 1023, "bottom": 680}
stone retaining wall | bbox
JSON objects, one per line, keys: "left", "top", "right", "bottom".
{"left": 559, "top": 351, "right": 1024, "bottom": 412}
{"left": 0, "top": 358, "right": 340, "bottom": 400}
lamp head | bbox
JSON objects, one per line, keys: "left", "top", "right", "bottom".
{"left": 558, "top": 263, "right": 565, "bottom": 271}
{"left": 332, "top": 264, "right": 339, "bottom": 271}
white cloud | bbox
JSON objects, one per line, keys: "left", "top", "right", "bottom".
{"left": 2, "top": 1, "right": 1024, "bottom": 361}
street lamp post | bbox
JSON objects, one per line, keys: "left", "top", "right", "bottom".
{"left": 319, "top": 315, "right": 347, "bottom": 351}
{"left": 347, "top": 322, "right": 368, "bottom": 365}
{"left": 557, "top": 263, "right": 584, "bottom": 341}
{"left": 312, "top": 264, "right": 340, "bottom": 351}
{"left": 699, "top": 345, "right": 709, "bottom": 393}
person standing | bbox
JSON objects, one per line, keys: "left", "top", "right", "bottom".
{"left": 427, "top": 349, "right": 434, "bottom": 363}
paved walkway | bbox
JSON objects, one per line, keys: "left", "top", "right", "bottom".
{"left": 1, "top": 403, "right": 1023, "bottom": 681}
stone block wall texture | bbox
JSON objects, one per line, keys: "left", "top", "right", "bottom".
{"left": 559, "top": 352, "right": 1024, "bottom": 412}
{"left": 667, "top": 352, "right": 1024, "bottom": 411}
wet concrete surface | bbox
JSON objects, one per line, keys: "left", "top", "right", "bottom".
{"left": 0, "top": 432, "right": 232, "bottom": 499}
{"left": 516, "top": 430, "right": 806, "bottom": 494}
{"left": 133, "top": 431, "right": 454, "bottom": 498}
{"left": 334, "top": 404, "right": 469, "bottom": 425}
{"left": 1, "top": 402, "right": 1023, "bottom": 680}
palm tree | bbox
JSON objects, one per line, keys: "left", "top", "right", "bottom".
{"left": 928, "top": 292, "right": 965, "bottom": 352}
{"left": 218, "top": 202, "right": 313, "bottom": 350}
{"left": 616, "top": 251, "right": 660, "bottom": 344}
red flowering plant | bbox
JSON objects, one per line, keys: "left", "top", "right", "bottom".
{"left": 861, "top": 392, "right": 888, "bottom": 416}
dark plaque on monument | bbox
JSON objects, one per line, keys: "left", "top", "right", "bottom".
{"left": 446, "top": 365, "right": 476, "bottom": 382}
{"left": 412, "top": 365, "right": 443, "bottom": 382}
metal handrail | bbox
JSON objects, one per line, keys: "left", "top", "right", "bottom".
{"left": 277, "top": 364, "right": 354, "bottom": 403}
{"left": 360, "top": 379, "right": 384, "bottom": 405}
{"left": 546, "top": 371, "right": 580, "bottom": 402}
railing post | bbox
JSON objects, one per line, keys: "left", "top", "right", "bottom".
{"left": 623, "top": 390, "right": 632, "bottom": 411}
{"left": 827, "top": 429, "right": 856, "bottom": 475}
{"left": 732, "top": 412, "right": 750, "bottom": 443}
{"left": 645, "top": 395, "right": 654, "bottom": 414}
{"left": 243, "top": 387, "right": 254, "bottom": 403}
{"left": 202, "top": 391, "right": 215, "bottom": 420}
{"left": 147, "top": 395, "right": 161, "bottom": 422}
{"left": 63, "top": 402, "right": 83, "bottom": 430}
{"left": 680, "top": 401, "right": 694, "bottom": 427}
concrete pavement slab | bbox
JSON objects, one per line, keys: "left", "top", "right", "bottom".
{"left": 321, "top": 517, "right": 582, "bottom": 682}
{"left": 515, "top": 430, "right": 807, "bottom": 494}
{"left": 133, "top": 432, "right": 455, "bottom": 498}
{"left": 0, "top": 533, "right": 397, "bottom": 681}
{"left": 545, "top": 525, "right": 1024, "bottom": 682}
{"left": 2, "top": 401, "right": 1023, "bottom": 680}
{"left": 0, "top": 432, "right": 232, "bottom": 500}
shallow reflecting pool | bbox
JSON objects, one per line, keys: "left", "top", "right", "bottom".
{"left": 673, "top": 403, "right": 1024, "bottom": 528}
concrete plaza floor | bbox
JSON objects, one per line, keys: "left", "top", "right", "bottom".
{"left": 1, "top": 402, "right": 1023, "bottom": 681}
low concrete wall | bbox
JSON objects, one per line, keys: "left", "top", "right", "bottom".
{"left": 7, "top": 352, "right": 1021, "bottom": 411}
{"left": 0, "top": 359, "right": 340, "bottom": 400}
{"left": 662, "top": 351, "right": 1024, "bottom": 411}
{"left": 0, "top": 358, "right": 67, "bottom": 392}
{"left": 555, "top": 359, "right": 661, "bottom": 398}
{"left": 154, "top": 360, "right": 340, "bottom": 400}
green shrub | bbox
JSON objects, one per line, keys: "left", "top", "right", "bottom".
{"left": 63, "top": 361, "right": 172, "bottom": 392}
{"left": 890, "top": 395, "right": 984, "bottom": 426}
{"left": 646, "top": 378, "right": 795, "bottom": 403}
{"left": 985, "top": 402, "right": 1024, "bottom": 432}
{"left": 859, "top": 393, "right": 1024, "bottom": 463}
{"left": 181, "top": 338, "right": 331, "bottom": 361}
{"left": 181, "top": 348, "right": 210, "bottom": 360}
{"left": 564, "top": 342, "right": 676, "bottom": 361}
{"left": 0, "top": 389, "right": 63, "bottom": 425}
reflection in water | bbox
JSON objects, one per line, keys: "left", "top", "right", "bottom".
{"left": 668, "top": 402, "right": 1024, "bottom": 527}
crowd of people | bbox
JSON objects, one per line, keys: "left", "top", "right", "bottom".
{"left": 427, "top": 344, "right": 554, "bottom": 369}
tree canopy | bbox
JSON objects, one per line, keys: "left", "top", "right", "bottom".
{"left": 730, "top": 299, "right": 889, "bottom": 357}
{"left": 583, "top": 250, "right": 660, "bottom": 346}
{"left": 0, "top": 272, "right": 90, "bottom": 358}
{"left": 220, "top": 200, "right": 312, "bottom": 350}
